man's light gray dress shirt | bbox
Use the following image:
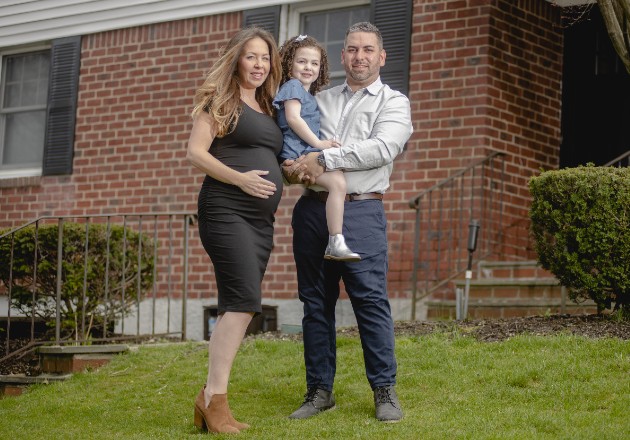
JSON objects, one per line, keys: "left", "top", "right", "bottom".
{"left": 314, "top": 77, "right": 413, "bottom": 195}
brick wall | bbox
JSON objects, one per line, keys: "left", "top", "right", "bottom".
{"left": 487, "top": 0, "right": 563, "bottom": 257}
{"left": 0, "top": 1, "right": 564, "bottom": 304}
{"left": 401, "top": 0, "right": 562, "bottom": 271}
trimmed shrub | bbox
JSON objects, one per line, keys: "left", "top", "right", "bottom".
{"left": 0, "top": 222, "right": 155, "bottom": 339}
{"left": 529, "top": 165, "right": 630, "bottom": 316}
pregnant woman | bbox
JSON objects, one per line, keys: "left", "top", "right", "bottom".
{"left": 186, "top": 27, "right": 282, "bottom": 434}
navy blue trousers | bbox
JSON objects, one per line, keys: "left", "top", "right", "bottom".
{"left": 292, "top": 195, "right": 397, "bottom": 391}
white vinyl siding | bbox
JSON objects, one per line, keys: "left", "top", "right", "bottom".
{"left": 0, "top": 0, "right": 309, "bottom": 48}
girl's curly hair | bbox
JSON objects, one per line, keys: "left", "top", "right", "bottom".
{"left": 279, "top": 35, "right": 330, "bottom": 95}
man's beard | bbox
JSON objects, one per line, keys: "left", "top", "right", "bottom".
{"left": 348, "top": 66, "right": 371, "bottom": 83}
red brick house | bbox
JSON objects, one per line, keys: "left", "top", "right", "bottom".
{"left": 1, "top": 0, "right": 627, "bottom": 338}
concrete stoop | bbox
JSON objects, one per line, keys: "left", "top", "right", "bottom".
{"left": 426, "top": 260, "right": 598, "bottom": 319}
{"left": 37, "top": 344, "right": 129, "bottom": 374}
{"left": 0, "top": 373, "right": 72, "bottom": 397}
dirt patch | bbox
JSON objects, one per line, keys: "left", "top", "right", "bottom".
{"left": 3, "top": 314, "right": 629, "bottom": 376}
{"left": 0, "top": 338, "right": 42, "bottom": 376}
{"left": 257, "top": 313, "right": 630, "bottom": 342}
{"left": 458, "top": 314, "right": 630, "bottom": 342}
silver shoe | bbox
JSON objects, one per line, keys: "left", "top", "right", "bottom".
{"left": 324, "top": 234, "right": 361, "bottom": 262}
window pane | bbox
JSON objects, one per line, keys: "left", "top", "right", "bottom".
{"left": 303, "top": 13, "right": 327, "bottom": 37}
{"left": 3, "top": 51, "right": 50, "bottom": 108}
{"left": 327, "top": 42, "right": 344, "bottom": 66}
{"left": 329, "top": 11, "right": 352, "bottom": 41}
{"left": 351, "top": 8, "right": 370, "bottom": 24}
{"left": 22, "top": 53, "right": 43, "bottom": 81}
{"left": 5, "top": 83, "right": 21, "bottom": 108}
{"left": 301, "top": 6, "right": 370, "bottom": 88}
{"left": 5, "top": 55, "right": 24, "bottom": 82}
{"left": 3, "top": 111, "right": 46, "bottom": 166}
{"left": 1, "top": 49, "right": 50, "bottom": 170}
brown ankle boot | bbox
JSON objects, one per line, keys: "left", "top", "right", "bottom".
{"left": 226, "top": 403, "right": 250, "bottom": 430}
{"left": 194, "top": 387, "right": 249, "bottom": 431}
{"left": 194, "top": 389, "right": 239, "bottom": 434}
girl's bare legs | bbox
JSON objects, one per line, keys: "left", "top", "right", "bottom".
{"left": 204, "top": 311, "right": 253, "bottom": 406}
{"left": 316, "top": 171, "right": 361, "bottom": 261}
{"left": 316, "top": 170, "right": 346, "bottom": 235}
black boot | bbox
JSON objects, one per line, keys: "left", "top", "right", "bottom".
{"left": 288, "top": 387, "right": 335, "bottom": 419}
{"left": 374, "top": 386, "right": 403, "bottom": 422}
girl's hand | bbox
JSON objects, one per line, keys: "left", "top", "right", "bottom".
{"left": 237, "top": 170, "right": 277, "bottom": 198}
{"left": 317, "top": 138, "right": 341, "bottom": 150}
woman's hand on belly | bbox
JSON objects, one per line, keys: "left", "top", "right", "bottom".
{"left": 235, "top": 170, "right": 277, "bottom": 199}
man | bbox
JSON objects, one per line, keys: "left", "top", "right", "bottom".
{"left": 284, "top": 22, "right": 413, "bottom": 422}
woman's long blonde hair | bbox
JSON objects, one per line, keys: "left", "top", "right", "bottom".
{"left": 191, "top": 27, "right": 281, "bottom": 137}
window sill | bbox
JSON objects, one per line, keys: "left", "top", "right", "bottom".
{"left": 0, "top": 175, "right": 42, "bottom": 188}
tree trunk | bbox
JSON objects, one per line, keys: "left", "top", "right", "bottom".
{"left": 598, "top": 0, "right": 630, "bottom": 74}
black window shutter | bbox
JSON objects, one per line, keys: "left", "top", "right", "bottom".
{"left": 42, "top": 36, "right": 81, "bottom": 176}
{"left": 371, "top": 0, "right": 412, "bottom": 96}
{"left": 242, "top": 6, "right": 281, "bottom": 43}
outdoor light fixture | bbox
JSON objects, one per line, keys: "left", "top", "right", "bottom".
{"left": 457, "top": 219, "right": 480, "bottom": 320}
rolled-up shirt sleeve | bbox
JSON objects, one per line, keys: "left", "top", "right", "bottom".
{"left": 315, "top": 79, "right": 413, "bottom": 194}
{"left": 325, "top": 92, "right": 412, "bottom": 171}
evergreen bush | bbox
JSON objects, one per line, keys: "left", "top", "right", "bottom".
{"left": 529, "top": 165, "right": 630, "bottom": 316}
{"left": 0, "top": 222, "right": 155, "bottom": 340}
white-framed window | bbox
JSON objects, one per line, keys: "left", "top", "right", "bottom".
{"left": 281, "top": 0, "right": 371, "bottom": 87}
{"left": 0, "top": 45, "right": 50, "bottom": 178}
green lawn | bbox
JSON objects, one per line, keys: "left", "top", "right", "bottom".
{"left": 1, "top": 332, "right": 629, "bottom": 439}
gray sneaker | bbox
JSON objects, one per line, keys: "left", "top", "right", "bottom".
{"left": 374, "top": 386, "right": 403, "bottom": 422}
{"left": 289, "top": 387, "right": 335, "bottom": 419}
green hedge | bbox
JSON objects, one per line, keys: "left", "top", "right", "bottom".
{"left": 0, "top": 222, "right": 155, "bottom": 339}
{"left": 529, "top": 165, "right": 630, "bottom": 316}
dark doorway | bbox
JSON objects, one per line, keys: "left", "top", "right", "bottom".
{"left": 560, "top": 6, "right": 630, "bottom": 168}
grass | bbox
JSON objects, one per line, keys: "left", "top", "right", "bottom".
{"left": 1, "top": 332, "right": 629, "bottom": 439}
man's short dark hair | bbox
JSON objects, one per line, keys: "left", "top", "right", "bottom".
{"left": 345, "top": 22, "right": 383, "bottom": 49}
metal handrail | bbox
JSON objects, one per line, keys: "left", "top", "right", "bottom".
{"left": 409, "top": 151, "right": 506, "bottom": 209}
{"left": 1, "top": 212, "right": 196, "bottom": 363}
{"left": 407, "top": 151, "right": 507, "bottom": 320}
{"left": 0, "top": 212, "right": 195, "bottom": 239}
{"left": 604, "top": 149, "right": 630, "bottom": 167}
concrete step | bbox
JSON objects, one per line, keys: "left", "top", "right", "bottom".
{"left": 477, "top": 260, "right": 554, "bottom": 280}
{"left": 426, "top": 260, "right": 597, "bottom": 320}
{"left": 454, "top": 278, "right": 562, "bottom": 300}
{"left": 39, "top": 344, "right": 129, "bottom": 375}
{"left": 0, "top": 373, "right": 72, "bottom": 397}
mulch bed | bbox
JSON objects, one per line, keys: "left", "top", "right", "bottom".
{"left": 2, "top": 314, "right": 629, "bottom": 376}
{"left": 389, "top": 313, "right": 630, "bottom": 341}
{"left": 0, "top": 338, "right": 42, "bottom": 376}
{"left": 252, "top": 313, "right": 630, "bottom": 342}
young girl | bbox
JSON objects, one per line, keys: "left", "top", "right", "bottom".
{"left": 274, "top": 35, "right": 360, "bottom": 262}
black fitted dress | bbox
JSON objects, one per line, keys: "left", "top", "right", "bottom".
{"left": 197, "top": 103, "right": 283, "bottom": 315}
